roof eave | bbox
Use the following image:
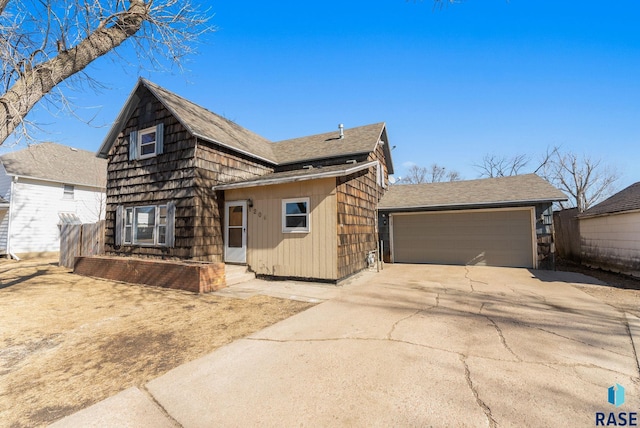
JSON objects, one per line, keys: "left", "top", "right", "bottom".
{"left": 8, "top": 173, "right": 105, "bottom": 189}
{"left": 97, "top": 79, "right": 145, "bottom": 159}
{"left": 379, "top": 197, "right": 567, "bottom": 212}
{"left": 194, "top": 135, "right": 277, "bottom": 165}
{"left": 579, "top": 207, "right": 640, "bottom": 219}
{"left": 213, "top": 161, "right": 378, "bottom": 191}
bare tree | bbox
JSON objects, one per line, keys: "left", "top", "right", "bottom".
{"left": 0, "top": 0, "right": 213, "bottom": 145}
{"left": 539, "top": 150, "right": 620, "bottom": 212}
{"left": 400, "top": 163, "right": 462, "bottom": 184}
{"left": 475, "top": 146, "right": 620, "bottom": 212}
{"left": 474, "top": 153, "right": 531, "bottom": 178}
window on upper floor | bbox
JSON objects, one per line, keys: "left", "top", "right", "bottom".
{"left": 63, "top": 184, "right": 74, "bottom": 200}
{"left": 282, "top": 198, "right": 310, "bottom": 233}
{"left": 138, "top": 127, "right": 157, "bottom": 159}
{"left": 129, "top": 123, "right": 164, "bottom": 161}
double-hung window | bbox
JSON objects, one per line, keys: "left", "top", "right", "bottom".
{"left": 138, "top": 127, "right": 157, "bottom": 159}
{"left": 282, "top": 198, "right": 310, "bottom": 233}
{"left": 129, "top": 123, "right": 164, "bottom": 160}
{"left": 121, "top": 204, "right": 172, "bottom": 246}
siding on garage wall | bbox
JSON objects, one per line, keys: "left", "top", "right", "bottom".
{"left": 580, "top": 211, "right": 640, "bottom": 277}
{"left": 225, "top": 178, "right": 338, "bottom": 280}
{"left": 8, "top": 178, "right": 104, "bottom": 254}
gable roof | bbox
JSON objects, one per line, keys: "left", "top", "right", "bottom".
{"left": 1, "top": 143, "right": 107, "bottom": 188}
{"left": 580, "top": 182, "right": 640, "bottom": 217}
{"left": 97, "top": 79, "right": 393, "bottom": 171}
{"left": 98, "top": 79, "right": 277, "bottom": 163}
{"left": 379, "top": 174, "right": 567, "bottom": 211}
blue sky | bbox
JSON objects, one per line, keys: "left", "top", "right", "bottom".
{"left": 5, "top": 1, "right": 640, "bottom": 189}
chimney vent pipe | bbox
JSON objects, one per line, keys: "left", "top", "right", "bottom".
{"left": 339, "top": 123, "right": 344, "bottom": 139}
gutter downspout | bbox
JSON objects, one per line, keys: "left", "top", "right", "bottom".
{"left": 7, "top": 176, "right": 19, "bottom": 260}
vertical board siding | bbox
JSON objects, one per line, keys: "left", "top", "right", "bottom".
{"left": 0, "top": 164, "right": 13, "bottom": 253}
{"left": 0, "top": 209, "right": 7, "bottom": 254}
{"left": 226, "top": 179, "right": 337, "bottom": 280}
{"left": 580, "top": 212, "right": 640, "bottom": 275}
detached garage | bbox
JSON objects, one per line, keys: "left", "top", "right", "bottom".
{"left": 378, "top": 174, "right": 567, "bottom": 269}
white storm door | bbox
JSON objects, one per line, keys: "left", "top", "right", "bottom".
{"left": 224, "top": 201, "right": 247, "bottom": 263}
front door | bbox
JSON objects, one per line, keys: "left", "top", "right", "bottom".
{"left": 224, "top": 201, "right": 247, "bottom": 263}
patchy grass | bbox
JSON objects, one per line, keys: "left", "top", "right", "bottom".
{"left": 0, "top": 258, "right": 314, "bottom": 427}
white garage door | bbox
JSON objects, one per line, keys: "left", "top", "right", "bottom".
{"left": 391, "top": 208, "right": 535, "bottom": 268}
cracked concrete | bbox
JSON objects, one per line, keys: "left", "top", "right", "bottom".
{"left": 53, "top": 264, "right": 640, "bottom": 427}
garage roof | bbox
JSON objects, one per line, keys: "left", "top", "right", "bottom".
{"left": 379, "top": 174, "right": 567, "bottom": 210}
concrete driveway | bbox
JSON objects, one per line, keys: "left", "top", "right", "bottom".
{"left": 52, "top": 264, "right": 640, "bottom": 427}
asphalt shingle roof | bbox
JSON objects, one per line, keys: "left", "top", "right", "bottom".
{"left": 98, "top": 79, "right": 388, "bottom": 168}
{"left": 378, "top": 174, "right": 567, "bottom": 210}
{"left": 1, "top": 143, "right": 107, "bottom": 188}
{"left": 214, "top": 161, "right": 378, "bottom": 190}
{"left": 144, "top": 80, "right": 278, "bottom": 163}
{"left": 581, "top": 182, "right": 640, "bottom": 217}
{"left": 272, "top": 123, "right": 385, "bottom": 165}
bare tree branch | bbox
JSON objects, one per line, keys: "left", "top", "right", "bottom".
{"left": 399, "top": 163, "right": 462, "bottom": 184}
{"left": 537, "top": 150, "right": 620, "bottom": 212}
{"left": 474, "top": 153, "right": 531, "bottom": 178}
{"left": 0, "top": 0, "right": 213, "bottom": 145}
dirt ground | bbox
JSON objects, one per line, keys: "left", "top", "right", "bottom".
{"left": 0, "top": 258, "right": 314, "bottom": 428}
{"left": 556, "top": 258, "right": 640, "bottom": 318}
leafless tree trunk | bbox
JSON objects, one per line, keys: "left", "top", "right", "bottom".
{"left": 539, "top": 150, "right": 620, "bottom": 212}
{"left": 0, "top": 0, "right": 212, "bottom": 145}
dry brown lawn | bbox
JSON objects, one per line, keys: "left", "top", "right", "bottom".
{"left": 0, "top": 258, "right": 314, "bottom": 427}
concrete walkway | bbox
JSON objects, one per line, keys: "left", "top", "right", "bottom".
{"left": 51, "top": 265, "right": 640, "bottom": 427}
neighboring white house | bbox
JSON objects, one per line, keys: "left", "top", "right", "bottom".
{"left": 0, "top": 143, "right": 107, "bottom": 257}
{"left": 579, "top": 181, "right": 640, "bottom": 278}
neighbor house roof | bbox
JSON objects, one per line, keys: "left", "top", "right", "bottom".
{"left": 1, "top": 143, "right": 107, "bottom": 188}
{"left": 213, "top": 161, "right": 379, "bottom": 191}
{"left": 580, "top": 181, "right": 640, "bottom": 218}
{"left": 0, "top": 196, "right": 8, "bottom": 207}
{"left": 378, "top": 174, "right": 567, "bottom": 211}
{"left": 97, "top": 79, "right": 393, "bottom": 172}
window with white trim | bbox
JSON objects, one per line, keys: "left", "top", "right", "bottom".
{"left": 138, "top": 126, "right": 157, "bottom": 159}
{"left": 282, "top": 198, "right": 310, "bottom": 233}
{"left": 129, "top": 123, "right": 164, "bottom": 161}
{"left": 63, "top": 184, "right": 75, "bottom": 200}
{"left": 123, "top": 205, "right": 167, "bottom": 246}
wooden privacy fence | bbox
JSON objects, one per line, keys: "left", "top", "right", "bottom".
{"left": 59, "top": 221, "right": 105, "bottom": 269}
{"left": 553, "top": 208, "right": 581, "bottom": 262}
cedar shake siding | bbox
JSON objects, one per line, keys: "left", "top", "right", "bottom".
{"left": 192, "top": 142, "right": 273, "bottom": 260}
{"left": 105, "top": 86, "right": 273, "bottom": 261}
{"left": 336, "top": 145, "right": 388, "bottom": 279}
